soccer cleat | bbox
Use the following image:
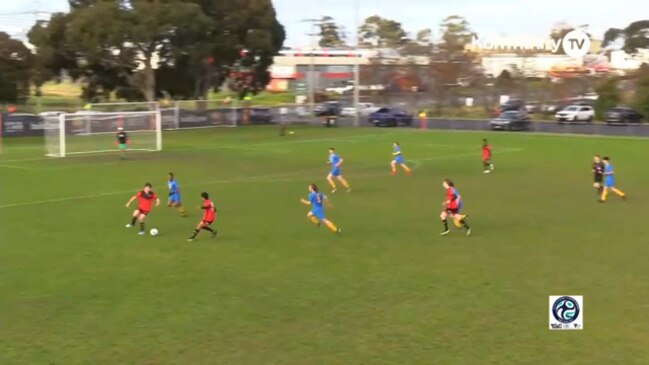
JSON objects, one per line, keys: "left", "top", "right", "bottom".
{"left": 346, "top": 188, "right": 352, "bottom": 193}
{"left": 440, "top": 230, "right": 450, "bottom": 236}
{"left": 331, "top": 188, "right": 337, "bottom": 194}
{"left": 138, "top": 231, "right": 145, "bottom": 235}
{"left": 483, "top": 170, "right": 491, "bottom": 174}
{"left": 466, "top": 228, "right": 472, "bottom": 236}
{"left": 125, "top": 224, "right": 133, "bottom": 228}
{"left": 336, "top": 228, "right": 342, "bottom": 235}
{"left": 187, "top": 238, "right": 194, "bottom": 242}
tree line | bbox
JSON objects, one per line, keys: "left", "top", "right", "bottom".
{"left": 1, "top": 0, "right": 285, "bottom": 103}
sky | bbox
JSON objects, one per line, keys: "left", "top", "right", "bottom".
{"left": 1, "top": 0, "right": 646, "bottom": 45}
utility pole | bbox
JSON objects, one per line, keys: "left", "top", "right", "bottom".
{"left": 353, "top": 0, "right": 361, "bottom": 127}
{"left": 302, "top": 18, "right": 322, "bottom": 114}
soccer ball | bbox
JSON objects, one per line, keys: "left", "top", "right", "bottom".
{"left": 149, "top": 228, "right": 159, "bottom": 236}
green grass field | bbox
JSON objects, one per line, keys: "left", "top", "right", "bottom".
{"left": 2, "top": 126, "right": 649, "bottom": 364}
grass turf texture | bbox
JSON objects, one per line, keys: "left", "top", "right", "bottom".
{"left": 2, "top": 126, "right": 649, "bottom": 364}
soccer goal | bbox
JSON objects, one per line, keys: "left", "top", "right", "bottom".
{"left": 44, "top": 111, "right": 162, "bottom": 157}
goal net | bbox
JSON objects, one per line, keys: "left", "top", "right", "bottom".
{"left": 45, "top": 111, "right": 162, "bottom": 157}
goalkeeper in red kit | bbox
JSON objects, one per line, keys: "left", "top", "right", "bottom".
{"left": 187, "top": 192, "right": 218, "bottom": 242}
{"left": 482, "top": 139, "right": 494, "bottom": 173}
{"left": 125, "top": 183, "right": 160, "bottom": 235}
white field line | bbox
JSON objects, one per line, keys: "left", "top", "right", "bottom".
{"left": 0, "top": 164, "right": 35, "bottom": 170}
{"left": 0, "top": 147, "right": 522, "bottom": 209}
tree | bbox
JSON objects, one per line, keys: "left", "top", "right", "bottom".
{"left": 0, "top": 32, "right": 33, "bottom": 103}
{"left": 594, "top": 78, "right": 620, "bottom": 120}
{"left": 633, "top": 64, "right": 649, "bottom": 119}
{"left": 30, "top": 0, "right": 285, "bottom": 101}
{"left": 602, "top": 20, "right": 649, "bottom": 54}
{"left": 190, "top": 0, "right": 286, "bottom": 99}
{"left": 358, "top": 16, "right": 408, "bottom": 48}
{"left": 318, "top": 16, "right": 346, "bottom": 48}
{"left": 400, "top": 28, "right": 433, "bottom": 56}
{"left": 64, "top": 0, "right": 211, "bottom": 101}
{"left": 439, "top": 16, "right": 475, "bottom": 53}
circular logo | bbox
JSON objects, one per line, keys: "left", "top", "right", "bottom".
{"left": 552, "top": 296, "right": 580, "bottom": 323}
{"left": 562, "top": 30, "right": 591, "bottom": 59}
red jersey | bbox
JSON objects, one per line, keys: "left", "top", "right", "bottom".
{"left": 202, "top": 199, "right": 216, "bottom": 222}
{"left": 137, "top": 190, "right": 157, "bottom": 212}
{"left": 482, "top": 144, "right": 492, "bottom": 160}
{"left": 445, "top": 187, "right": 459, "bottom": 209}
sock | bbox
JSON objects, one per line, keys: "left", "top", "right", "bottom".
{"left": 131, "top": 217, "right": 136, "bottom": 225}
{"left": 329, "top": 181, "right": 337, "bottom": 189}
{"left": 309, "top": 216, "right": 320, "bottom": 225}
{"left": 189, "top": 228, "right": 199, "bottom": 239}
{"left": 601, "top": 189, "right": 608, "bottom": 202}
{"left": 203, "top": 226, "right": 214, "bottom": 233}
{"left": 324, "top": 220, "right": 338, "bottom": 233}
{"left": 483, "top": 163, "right": 488, "bottom": 170}
{"left": 139, "top": 222, "right": 145, "bottom": 232}
{"left": 403, "top": 165, "right": 412, "bottom": 173}
{"left": 341, "top": 180, "right": 350, "bottom": 189}
{"left": 612, "top": 188, "right": 625, "bottom": 197}
{"left": 460, "top": 219, "right": 470, "bottom": 230}
{"left": 442, "top": 219, "right": 449, "bottom": 232}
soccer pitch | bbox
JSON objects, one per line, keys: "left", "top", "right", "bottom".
{"left": 2, "top": 126, "right": 649, "bottom": 364}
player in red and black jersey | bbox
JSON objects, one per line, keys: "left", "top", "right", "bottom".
{"left": 440, "top": 179, "right": 471, "bottom": 236}
{"left": 187, "top": 192, "right": 218, "bottom": 242}
{"left": 125, "top": 183, "right": 160, "bottom": 235}
{"left": 482, "top": 139, "right": 494, "bottom": 173}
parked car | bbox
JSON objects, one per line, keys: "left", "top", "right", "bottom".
{"left": 555, "top": 105, "right": 594, "bottom": 123}
{"left": 249, "top": 108, "right": 273, "bottom": 124}
{"left": 501, "top": 99, "right": 525, "bottom": 112}
{"left": 314, "top": 102, "right": 342, "bottom": 117}
{"left": 605, "top": 107, "right": 644, "bottom": 125}
{"left": 340, "top": 107, "right": 357, "bottom": 117}
{"left": 38, "top": 111, "right": 66, "bottom": 118}
{"left": 369, "top": 107, "right": 413, "bottom": 127}
{"left": 524, "top": 101, "right": 540, "bottom": 113}
{"left": 490, "top": 110, "right": 531, "bottom": 131}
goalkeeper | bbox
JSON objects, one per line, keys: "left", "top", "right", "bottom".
{"left": 116, "top": 127, "right": 128, "bottom": 159}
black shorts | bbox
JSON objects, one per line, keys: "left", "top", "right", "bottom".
{"left": 201, "top": 220, "right": 214, "bottom": 225}
{"left": 445, "top": 208, "right": 459, "bottom": 215}
{"left": 594, "top": 175, "right": 603, "bottom": 183}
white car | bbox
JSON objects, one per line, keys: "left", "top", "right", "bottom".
{"left": 555, "top": 105, "right": 594, "bottom": 123}
{"left": 340, "top": 107, "right": 357, "bottom": 117}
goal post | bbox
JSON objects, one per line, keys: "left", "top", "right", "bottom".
{"left": 45, "top": 111, "right": 162, "bottom": 157}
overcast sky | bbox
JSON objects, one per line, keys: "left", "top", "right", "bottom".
{"left": 1, "top": 0, "right": 646, "bottom": 45}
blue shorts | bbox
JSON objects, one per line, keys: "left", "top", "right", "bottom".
{"left": 604, "top": 178, "right": 615, "bottom": 188}
{"left": 312, "top": 208, "right": 325, "bottom": 220}
{"left": 169, "top": 193, "right": 182, "bottom": 204}
{"left": 330, "top": 168, "right": 341, "bottom": 177}
{"left": 457, "top": 201, "right": 463, "bottom": 212}
{"left": 393, "top": 155, "right": 405, "bottom": 164}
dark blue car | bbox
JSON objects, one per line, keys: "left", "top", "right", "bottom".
{"left": 369, "top": 107, "right": 413, "bottom": 127}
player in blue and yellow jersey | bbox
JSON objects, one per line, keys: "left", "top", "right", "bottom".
{"left": 390, "top": 142, "right": 412, "bottom": 176}
{"left": 327, "top": 148, "right": 351, "bottom": 193}
{"left": 167, "top": 173, "right": 187, "bottom": 216}
{"left": 300, "top": 183, "right": 341, "bottom": 234}
{"left": 600, "top": 157, "right": 626, "bottom": 203}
